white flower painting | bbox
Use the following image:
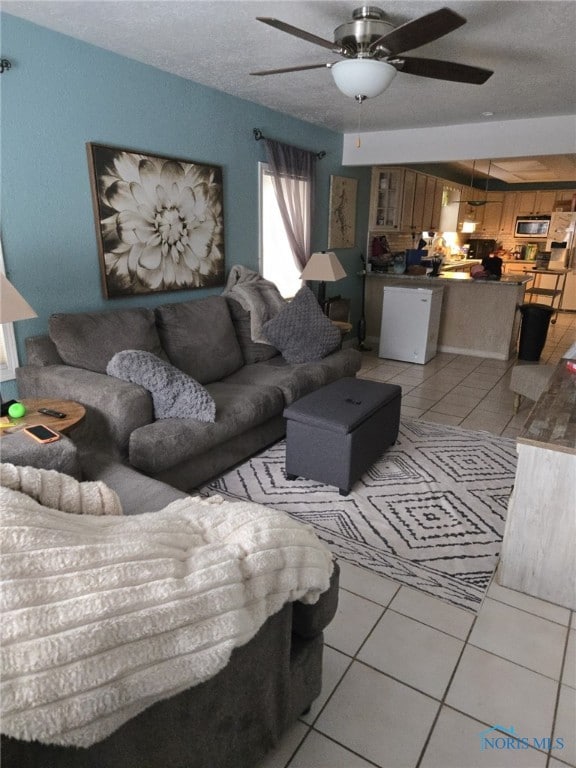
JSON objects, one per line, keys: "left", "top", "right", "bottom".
{"left": 87, "top": 144, "right": 225, "bottom": 297}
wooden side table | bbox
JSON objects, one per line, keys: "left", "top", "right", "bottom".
{"left": 7, "top": 398, "right": 86, "bottom": 434}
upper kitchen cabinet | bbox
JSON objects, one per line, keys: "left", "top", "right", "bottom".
{"left": 428, "top": 177, "right": 445, "bottom": 231}
{"left": 458, "top": 196, "right": 485, "bottom": 231}
{"left": 369, "top": 167, "right": 405, "bottom": 230}
{"left": 408, "top": 173, "right": 444, "bottom": 231}
{"left": 499, "top": 192, "right": 517, "bottom": 236}
{"left": 400, "top": 169, "right": 417, "bottom": 231}
{"left": 410, "top": 173, "right": 428, "bottom": 232}
{"left": 476, "top": 192, "right": 504, "bottom": 235}
{"left": 515, "top": 190, "right": 558, "bottom": 215}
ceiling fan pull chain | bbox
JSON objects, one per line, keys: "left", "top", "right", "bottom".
{"left": 355, "top": 94, "right": 365, "bottom": 148}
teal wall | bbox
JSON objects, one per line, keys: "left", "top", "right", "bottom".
{"left": 1, "top": 14, "right": 371, "bottom": 399}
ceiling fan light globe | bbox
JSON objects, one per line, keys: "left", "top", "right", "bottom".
{"left": 331, "top": 58, "right": 397, "bottom": 98}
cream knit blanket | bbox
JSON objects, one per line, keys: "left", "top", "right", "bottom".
{"left": 1, "top": 462, "right": 123, "bottom": 515}
{"left": 0, "top": 479, "right": 333, "bottom": 748}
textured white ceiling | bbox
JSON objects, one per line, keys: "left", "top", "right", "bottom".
{"left": 4, "top": 1, "right": 576, "bottom": 180}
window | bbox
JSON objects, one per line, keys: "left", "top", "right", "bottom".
{"left": 258, "top": 162, "right": 310, "bottom": 298}
{"left": 0, "top": 324, "right": 19, "bottom": 382}
{"left": 0, "top": 240, "right": 20, "bottom": 383}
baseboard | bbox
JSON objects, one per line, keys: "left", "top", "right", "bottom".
{"left": 366, "top": 337, "right": 512, "bottom": 362}
{"left": 437, "top": 345, "right": 510, "bottom": 361}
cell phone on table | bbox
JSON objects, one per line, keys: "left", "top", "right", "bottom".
{"left": 23, "top": 424, "right": 61, "bottom": 443}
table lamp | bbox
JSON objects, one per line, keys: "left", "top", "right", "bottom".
{"left": 300, "top": 251, "right": 347, "bottom": 310}
{"left": 0, "top": 273, "right": 37, "bottom": 413}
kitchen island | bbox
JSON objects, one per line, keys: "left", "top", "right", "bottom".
{"left": 365, "top": 270, "right": 533, "bottom": 361}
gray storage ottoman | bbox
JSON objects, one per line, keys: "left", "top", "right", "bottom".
{"left": 283, "top": 377, "right": 401, "bottom": 495}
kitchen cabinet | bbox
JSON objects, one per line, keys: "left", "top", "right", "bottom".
{"left": 400, "top": 169, "right": 417, "bottom": 231}
{"left": 368, "top": 165, "right": 574, "bottom": 238}
{"left": 476, "top": 191, "right": 504, "bottom": 234}
{"left": 408, "top": 172, "right": 427, "bottom": 231}
{"left": 425, "top": 177, "right": 444, "bottom": 231}
{"left": 515, "top": 190, "right": 558, "bottom": 216}
{"left": 408, "top": 174, "right": 444, "bottom": 232}
{"left": 499, "top": 192, "right": 518, "bottom": 236}
{"left": 502, "top": 261, "right": 534, "bottom": 275}
{"left": 553, "top": 190, "right": 576, "bottom": 211}
{"left": 369, "top": 167, "right": 405, "bottom": 230}
{"left": 369, "top": 166, "right": 448, "bottom": 233}
{"left": 458, "top": 197, "right": 485, "bottom": 232}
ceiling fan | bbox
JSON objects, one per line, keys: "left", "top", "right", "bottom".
{"left": 251, "top": 6, "right": 493, "bottom": 100}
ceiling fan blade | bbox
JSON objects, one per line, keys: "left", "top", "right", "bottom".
{"left": 257, "top": 17, "right": 336, "bottom": 52}
{"left": 371, "top": 8, "right": 466, "bottom": 55}
{"left": 250, "top": 63, "right": 330, "bottom": 76}
{"left": 394, "top": 56, "right": 494, "bottom": 84}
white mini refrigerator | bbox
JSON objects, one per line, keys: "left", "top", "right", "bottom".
{"left": 379, "top": 286, "right": 444, "bottom": 364}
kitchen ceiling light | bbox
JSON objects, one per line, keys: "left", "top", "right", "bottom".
{"left": 331, "top": 59, "right": 397, "bottom": 99}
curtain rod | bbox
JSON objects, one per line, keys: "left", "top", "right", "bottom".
{"left": 253, "top": 129, "right": 326, "bottom": 159}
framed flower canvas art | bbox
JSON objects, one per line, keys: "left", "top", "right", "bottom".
{"left": 87, "top": 143, "right": 225, "bottom": 297}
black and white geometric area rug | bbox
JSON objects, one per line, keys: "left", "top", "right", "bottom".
{"left": 202, "top": 420, "right": 518, "bottom": 613}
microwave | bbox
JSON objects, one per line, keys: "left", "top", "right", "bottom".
{"left": 515, "top": 215, "right": 551, "bottom": 239}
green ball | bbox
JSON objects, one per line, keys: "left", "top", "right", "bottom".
{"left": 8, "top": 402, "right": 26, "bottom": 419}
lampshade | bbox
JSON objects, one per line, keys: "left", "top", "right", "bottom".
{"left": 300, "top": 251, "right": 347, "bottom": 282}
{"left": 0, "top": 273, "right": 37, "bottom": 323}
{"left": 331, "top": 59, "right": 397, "bottom": 99}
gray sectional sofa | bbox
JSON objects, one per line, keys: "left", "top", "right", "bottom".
{"left": 1, "top": 449, "right": 340, "bottom": 768}
{"left": 17, "top": 294, "right": 361, "bottom": 491}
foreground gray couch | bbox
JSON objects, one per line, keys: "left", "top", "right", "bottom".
{"left": 1, "top": 449, "right": 340, "bottom": 768}
{"left": 17, "top": 294, "right": 361, "bottom": 492}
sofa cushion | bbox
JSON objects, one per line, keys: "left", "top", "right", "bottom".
{"left": 49, "top": 308, "right": 164, "bottom": 374}
{"left": 155, "top": 296, "right": 244, "bottom": 384}
{"left": 224, "top": 360, "right": 329, "bottom": 405}
{"left": 262, "top": 286, "right": 341, "bottom": 364}
{"left": 226, "top": 298, "right": 279, "bottom": 364}
{"left": 128, "top": 381, "right": 284, "bottom": 474}
{"left": 224, "top": 348, "right": 363, "bottom": 405}
{"left": 0, "top": 432, "right": 81, "bottom": 479}
{"left": 107, "top": 350, "right": 216, "bottom": 422}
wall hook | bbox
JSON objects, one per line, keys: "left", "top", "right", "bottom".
{"left": 0, "top": 59, "right": 12, "bottom": 74}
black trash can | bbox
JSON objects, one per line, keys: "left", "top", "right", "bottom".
{"left": 517, "top": 303, "right": 554, "bottom": 361}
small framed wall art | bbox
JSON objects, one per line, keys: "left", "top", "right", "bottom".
{"left": 327, "top": 174, "right": 358, "bottom": 249}
{"left": 87, "top": 143, "right": 225, "bottom": 298}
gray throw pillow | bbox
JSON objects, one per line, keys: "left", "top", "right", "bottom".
{"left": 49, "top": 308, "right": 165, "bottom": 374}
{"left": 262, "top": 285, "right": 341, "bottom": 364}
{"left": 107, "top": 350, "right": 216, "bottom": 422}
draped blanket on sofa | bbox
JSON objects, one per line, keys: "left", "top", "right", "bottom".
{"left": 0, "top": 476, "right": 333, "bottom": 748}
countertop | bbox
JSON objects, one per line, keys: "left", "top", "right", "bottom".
{"left": 365, "top": 271, "right": 533, "bottom": 286}
{"left": 519, "top": 360, "right": 576, "bottom": 455}
{"left": 440, "top": 259, "right": 481, "bottom": 268}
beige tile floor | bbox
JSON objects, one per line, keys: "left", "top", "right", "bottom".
{"left": 257, "top": 311, "right": 576, "bottom": 768}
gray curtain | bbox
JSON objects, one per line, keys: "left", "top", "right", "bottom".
{"left": 264, "top": 138, "right": 316, "bottom": 271}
